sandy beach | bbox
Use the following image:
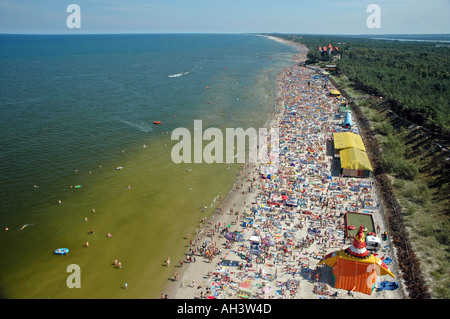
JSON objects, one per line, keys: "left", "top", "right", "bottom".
{"left": 162, "top": 37, "right": 406, "bottom": 300}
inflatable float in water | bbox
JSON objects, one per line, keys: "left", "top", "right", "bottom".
{"left": 54, "top": 248, "right": 69, "bottom": 255}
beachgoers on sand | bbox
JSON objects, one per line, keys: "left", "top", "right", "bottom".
{"left": 162, "top": 38, "right": 405, "bottom": 300}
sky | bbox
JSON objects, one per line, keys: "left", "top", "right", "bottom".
{"left": 0, "top": 0, "right": 449, "bottom": 34}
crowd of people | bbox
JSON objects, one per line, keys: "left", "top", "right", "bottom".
{"left": 164, "top": 44, "right": 400, "bottom": 299}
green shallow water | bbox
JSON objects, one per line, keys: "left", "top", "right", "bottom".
{"left": 0, "top": 34, "right": 297, "bottom": 298}
{"left": 0, "top": 136, "right": 241, "bottom": 298}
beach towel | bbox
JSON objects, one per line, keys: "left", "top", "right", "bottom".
{"left": 239, "top": 282, "right": 251, "bottom": 289}
{"left": 220, "top": 259, "right": 241, "bottom": 267}
{"left": 377, "top": 281, "right": 399, "bottom": 291}
{"left": 263, "top": 286, "right": 271, "bottom": 293}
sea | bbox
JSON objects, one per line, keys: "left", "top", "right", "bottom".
{"left": 0, "top": 33, "right": 298, "bottom": 298}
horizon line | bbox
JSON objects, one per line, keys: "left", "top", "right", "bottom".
{"left": 0, "top": 32, "right": 449, "bottom": 37}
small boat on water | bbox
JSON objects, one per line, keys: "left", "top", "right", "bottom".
{"left": 153, "top": 121, "right": 162, "bottom": 124}
{"left": 116, "top": 166, "right": 123, "bottom": 170}
{"left": 54, "top": 248, "right": 69, "bottom": 255}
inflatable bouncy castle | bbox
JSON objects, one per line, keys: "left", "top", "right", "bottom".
{"left": 319, "top": 225, "right": 394, "bottom": 295}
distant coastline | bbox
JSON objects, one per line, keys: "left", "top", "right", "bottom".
{"left": 371, "top": 37, "right": 450, "bottom": 43}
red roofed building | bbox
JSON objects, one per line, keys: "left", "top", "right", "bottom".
{"left": 319, "top": 43, "right": 341, "bottom": 57}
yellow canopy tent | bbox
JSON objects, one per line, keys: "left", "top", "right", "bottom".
{"left": 333, "top": 132, "right": 366, "bottom": 152}
{"left": 339, "top": 147, "right": 373, "bottom": 171}
{"left": 330, "top": 89, "right": 341, "bottom": 96}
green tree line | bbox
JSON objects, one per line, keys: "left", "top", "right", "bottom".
{"left": 276, "top": 34, "right": 450, "bottom": 133}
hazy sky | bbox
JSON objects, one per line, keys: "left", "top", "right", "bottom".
{"left": 0, "top": 0, "right": 449, "bottom": 34}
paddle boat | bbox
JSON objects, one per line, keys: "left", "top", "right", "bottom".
{"left": 153, "top": 121, "right": 162, "bottom": 124}
{"left": 54, "top": 248, "right": 69, "bottom": 255}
